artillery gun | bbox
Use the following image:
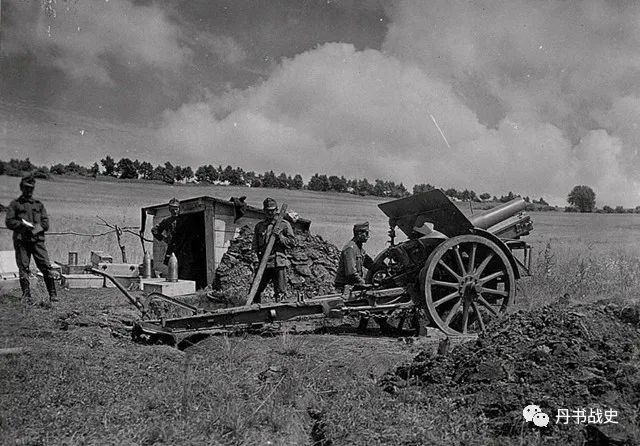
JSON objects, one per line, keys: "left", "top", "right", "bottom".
{"left": 365, "top": 189, "right": 532, "bottom": 335}
{"left": 110, "top": 189, "right": 532, "bottom": 346}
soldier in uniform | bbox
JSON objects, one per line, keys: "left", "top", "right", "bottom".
{"left": 334, "top": 222, "right": 375, "bottom": 292}
{"left": 5, "top": 174, "right": 57, "bottom": 303}
{"left": 252, "top": 198, "right": 296, "bottom": 303}
{"left": 151, "top": 198, "right": 183, "bottom": 265}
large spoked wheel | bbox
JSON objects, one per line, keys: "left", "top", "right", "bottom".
{"left": 421, "top": 234, "right": 515, "bottom": 336}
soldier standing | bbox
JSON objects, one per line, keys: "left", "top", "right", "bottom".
{"left": 5, "top": 174, "right": 57, "bottom": 303}
{"left": 151, "top": 198, "right": 183, "bottom": 266}
{"left": 334, "top": 222, "right": 375, "bottom": 292}
{"left": 252, "top": 198, "right": 296, "bottom": 303}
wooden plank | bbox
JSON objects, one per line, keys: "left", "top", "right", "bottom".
{"left": 205, "top": 203, "right": 216, "bottom": 288}
{"left": 246, "top": 203, "right": 288, "bottom": 306}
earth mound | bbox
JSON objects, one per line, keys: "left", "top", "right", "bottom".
{"left": 213, "top": 225, "right": 341, "bottom": 302}
{"left": 383, "top": 301, "right": 640, "bottom": 444}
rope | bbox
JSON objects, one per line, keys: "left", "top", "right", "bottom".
{"left": 0, "top": 226, "right": 116, "bottom": 236}
{"left": 0, "top": 226, "right": 153, "bottom": 241}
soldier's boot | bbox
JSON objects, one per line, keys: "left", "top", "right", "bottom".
{"left": 19, "top": 276, "right": 31, "bottom": 300}
{"left": 45, "top": 276, "right": 58, "bottom": 302}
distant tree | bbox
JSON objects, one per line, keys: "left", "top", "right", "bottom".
{"left": 277, "top": 172, "right": 290, "bottom": 188}
{"left": 162, "top": 162, "right": 176, "bottom": 184}
{"left": 138, "top": 161, "right": 153, "bottom": 179}
{"left": 479, "top": 192, "right": 491, "bottom": 201}
{"left": 445, "top": 188, "right": 459, "bottom": 199}
{"left": 291, "top": 174, "right": 304, "bottom": 190}
{"left": 373, "top": 179, "right": 387, "bottom": 196}
{"left": 182, "top": 166, "right": 194, "bottom": 181}
{"left": 614, "top": 205, "right": 626, "bottom": 214}
{"left": 460, "top": 189, "right": 478, "bottom": 202}
{"left": 89, "top": 162, "right": 100, "bottom": 177}
{"left": 250, "top": 176, "right": 263, "bottom": 188}
{"left": 534, "top": 197, "right": 549, "bottom": 206}
{"left": 244, "top": 171, "right": 258, "bottom": 186}
{"left": 151, "top": 165, "right": 165, "bottom": 181}
{"left": 567, "top": 185, "right": 596, "bottom": 213}
{"left": 174, "top": 165, "right": 184, "bottom": 182}
{"left": 195, "top": 165, "right": 208, "bottom": 182}
{"left": 262, "top": 171, "right": 278, "bottom": 188}
{"left": 65, "top": 161, "right": 88, "bottom": 176}
{"left": 413, "top": 183, "right": 436, "bottom": 195}
{"left": 116, "top": 158, "right": 138, "bottom": 179}
{"left": 220, "top": 165, "right": 235, "bottom": 183}
{"left": 602, "top": 205, "right": 614, "bottom": 214}
{"left": 195, "top": 165, "right": 217, "bottom": 183}
{"left": 393, "top": 182, "right": 409, "bottom": 198}
{"left": 2, "top": 158, "right": 35, "bottom": 176}
{"left": 50, "top": 163, "right": 66, "bottom": 175}
{"left": 326, "top": 175, "right": 344, "bottom": 192}
{"left": 308, "top": 173, "right": 330, "bottom": 191}
{"left": 101, "top": 155, "right": 116, "bottom": 177}
{"left": 12, "top": 158, "right": 34, "bottom": 172}
{"left": 33, "top": 166, "right": 50, "bottom": 179}
{"left": 356, "top": 178, "right": 373, "bottom": 196}
{"left": 499, "top": 191, "right": 516, "bottom": 203}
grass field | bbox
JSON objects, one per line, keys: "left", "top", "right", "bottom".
{"left": 2, "top": 174, "right": 640, "bottom": 304}
{"left": 1, "top": 175, "right": 640, "bottom": 445}
{"left": 3, "top": 174, "right": 640, "bottom": 260}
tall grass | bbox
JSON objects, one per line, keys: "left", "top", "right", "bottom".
{"left": 517, "top": 241, "right": 640, "bottom": 309}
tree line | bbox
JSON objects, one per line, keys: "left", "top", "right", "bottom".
{"left": 0, "top": 156, "right": 545, "bottom": 203}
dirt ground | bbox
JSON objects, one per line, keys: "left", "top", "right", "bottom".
{"left": 0, "top": 284, "right": 446, "bottom": 445}
{"left": 1, "top": 281, "right": 639, "bottom": 445}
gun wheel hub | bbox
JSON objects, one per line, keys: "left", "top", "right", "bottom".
{"left": 459, "top": 276, "right": 481, "bottom": 299}
{"left": 422, "top": 234, "right": 515, "bottom": 336}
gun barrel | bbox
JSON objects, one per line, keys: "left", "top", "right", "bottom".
{"left": 469, "top": 198, "right": 526, "bottom": 230}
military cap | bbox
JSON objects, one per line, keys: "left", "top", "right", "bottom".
{"left": 353, "top": 222, "right": 369, "bottom": 233}
{"left": 20, "top": 173, "right": 36, "bottom": 188}
{"left": 168, "top": 197, "right": 180, "bottom": 208}
{"left": 263, "top": 197, "right": 278, "bottom": 210}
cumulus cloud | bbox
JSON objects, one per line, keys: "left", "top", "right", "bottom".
{"left": 3, "top": 0, "right": 190, "bottom": 84}
{"left": 195, "top": 32, "right": 247, "bottom": 65}
{"left": 156, "top": 0, "right": 640, "bottom": 206}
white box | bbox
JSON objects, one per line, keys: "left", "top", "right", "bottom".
{"left": 142, "top": 280, "right": 196, "bottom": 297}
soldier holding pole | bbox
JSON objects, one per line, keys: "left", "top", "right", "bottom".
{"left": 251, "top": 198, "right": 296, "bottom": 303}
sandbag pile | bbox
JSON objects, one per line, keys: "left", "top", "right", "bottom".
{"left": 382, "top": 301, "right": 640, "bottom": 444}
{"left": 213, "top": 225, "right": 341, "bottom": 302}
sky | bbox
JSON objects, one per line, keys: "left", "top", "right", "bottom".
{"left": 2, "top": 0, "right": 640, "bottom": 207}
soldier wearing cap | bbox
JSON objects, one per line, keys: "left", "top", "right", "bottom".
{"left": 151, "top": 198, "right": 185, "bottom": 265}
{"left": 5, "top": 174, "right": 57, "bottom": 303}
{"left": 252, "top": 198, "right": 296, "bottom": 303}
{"left": 334, "top": 222, "right": 375, "bottom": 291}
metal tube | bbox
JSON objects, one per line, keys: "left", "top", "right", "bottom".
{"left": 89, "top": 267, "right": 147, "bottom": 317}
{"left": 468, "top": 198, "right": 526, "bottom": 229}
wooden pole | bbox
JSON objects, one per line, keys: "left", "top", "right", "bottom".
{"left": 245, "top": 203, "right": 288, "bottom": 306}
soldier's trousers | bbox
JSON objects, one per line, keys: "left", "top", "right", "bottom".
{"left": 254, "top": 267, "right": 287, "bottom": 303}
{"left": 14, "top": 238, "right": 53, "bottom": 280}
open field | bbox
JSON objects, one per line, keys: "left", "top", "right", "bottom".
{"left": 1, "top": 175, "right": 640, "bottom": 445}
{"left": 3, "top": 174, "right": 640, "bottom": 263}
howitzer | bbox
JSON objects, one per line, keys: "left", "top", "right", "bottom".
{"left": 131, "top": 189, "right": 534, "bottom": 345}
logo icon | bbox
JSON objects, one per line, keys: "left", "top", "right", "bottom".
{"left": 523, "top": 404, "right": 549, "bottom": 427}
